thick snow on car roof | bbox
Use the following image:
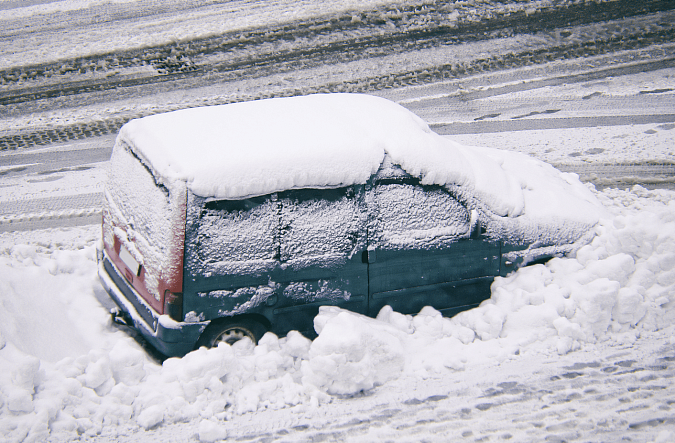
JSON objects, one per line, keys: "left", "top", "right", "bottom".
{"left": 119, "top": 93, "right": 444, "bottom": 199}
{"left": 117, "top": 93, "right": 603, "bottom": 233}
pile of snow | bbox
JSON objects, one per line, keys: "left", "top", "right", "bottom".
{"left": 0, "top": 185, "right": 674, "bottom": 442}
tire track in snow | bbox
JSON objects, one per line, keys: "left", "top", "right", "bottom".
{"left": 2, "top": 0, "right": 672, "bottom": 101}
{"left": 201, "top": 342, "right": 675, "bottom": 442}
{"left": 3, "top": 51, "right": 675, "bottom": 152}
{"left": 0, "top": 193, "right": 103, "bottom": 232}
{"left": 556, "top": 163, "right": 675, "bottom": 190}
{"left": 431, "top": 114, "right": 675, "bottom": 134}
{"left": 1, "top": 6, "right": 674, "bottom": 150}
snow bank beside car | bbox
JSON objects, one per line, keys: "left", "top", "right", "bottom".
{"left": 0, "top": 186, "right": 673, "bottom": 442}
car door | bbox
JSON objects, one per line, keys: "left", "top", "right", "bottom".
{"left": 182, "top": 193, "right": 283, "bottom": 321}
{"left": 366, "top": 177, "right": 501, "bottom": 317}
{"left": 273, "top": 185, "right": 369, "bottom": 336}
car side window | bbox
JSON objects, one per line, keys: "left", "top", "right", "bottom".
{"left": 279, "top": 186, "right": 367, "bottom": 268}
{"left": 196, "top": 195, "right": 280, "bottom": 267}
{"left": 369, "top": 179, "right": 470, "bottom": 250}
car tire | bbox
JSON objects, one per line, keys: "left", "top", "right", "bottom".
{"left": 196, "top": 318, "right": 267, "bottom": 349}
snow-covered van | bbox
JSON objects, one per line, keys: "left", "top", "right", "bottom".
{"left": 97, "top": 93, "right": 603, "bottom": 357}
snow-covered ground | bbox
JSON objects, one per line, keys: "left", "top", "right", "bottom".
{"left": 2, "top": 1, "right": 675, "bottom": 442}
{"left": 1, "top": 75, "right": 674, "bottom": 443}
{"left": 0, "top": 85, "right": 674, "bottom": 443}
{"left": 0, "top": 55, "right": 674, "bottom": 443}
{"left": 0, "top": 0, "right": 564, "bottom": 70}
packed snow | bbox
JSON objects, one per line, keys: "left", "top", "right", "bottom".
{"left": 0, "top": 0, "right": 394, "bottom": 68}
{"left": 0, "top": 185, "right": 674, "bottom": 442}
{"left": 0, "top": 0, "right": 561, "bottom": 71}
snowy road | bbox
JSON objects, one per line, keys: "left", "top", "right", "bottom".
{"left": 2, "top": 1, "right": 674, "bottom": 148}
{"left": 104, "top": 326, "right": 675, "bottom": 443}
{"left": 0, "top": 135, "right": 112, "bottom": 232}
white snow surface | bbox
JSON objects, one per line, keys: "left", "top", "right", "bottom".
{"left": 0, "top": 0, "right": 558, "bottom": 70}
{"left": 0, "top": 185, "right": 674, "bottom": 442}
{"left": 119, "top": 93, "right": 603, "bottom": 228}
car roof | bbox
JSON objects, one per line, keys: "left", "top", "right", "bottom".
{"left": 118, "top": 93, "right": 450, "bottom": 200}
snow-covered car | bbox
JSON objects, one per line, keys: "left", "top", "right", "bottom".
{"left": 97, "top": 93, "right": 602, "bottom": 357}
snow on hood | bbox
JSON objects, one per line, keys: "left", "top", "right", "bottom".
{"left": 117, "top": 93, "right": 603, "bottom": 229}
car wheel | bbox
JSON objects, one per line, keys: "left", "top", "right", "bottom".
{"left": 196, "top": 318, "right": 267, "bottom": 348}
